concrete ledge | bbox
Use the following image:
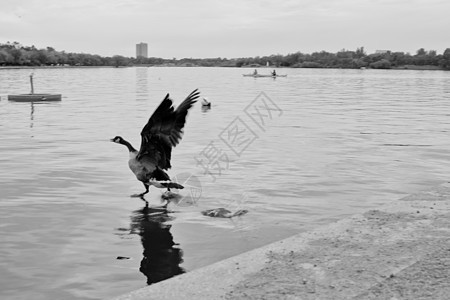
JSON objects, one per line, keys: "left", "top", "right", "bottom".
{"left": 113, "top": 183, "right": 450, "bottom": 300}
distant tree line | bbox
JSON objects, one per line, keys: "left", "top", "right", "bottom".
{"left": 1, "top": 42, "right": 450, "bottom": 70}
{"left": 0, "top": 41, "right": 134, "bottom": 67}
{"left": 235, "top": 47, "right": 450, "bottom": 70}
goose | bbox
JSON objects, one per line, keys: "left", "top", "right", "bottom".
{"left": 111, "top": 89, "right": 199, "bottom": 198}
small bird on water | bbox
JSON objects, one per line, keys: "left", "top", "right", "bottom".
{"left": 111, "top": 89, "right": 199, "bottom": 198}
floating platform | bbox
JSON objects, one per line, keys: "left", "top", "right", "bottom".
{"left": 8, "top": 93, "right": 62, "bottom": 102}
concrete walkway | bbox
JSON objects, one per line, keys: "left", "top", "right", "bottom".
{"left": 113, "top": 183, "right": 450, "bottom": 300}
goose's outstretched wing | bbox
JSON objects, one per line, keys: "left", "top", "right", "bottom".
{"left": 137, "top": 89, "right": 199, "bottom": 170}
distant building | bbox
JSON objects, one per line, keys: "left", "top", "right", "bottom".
{"left": 375, "top": 50, "right": 390, "bottom": 54}
{"left": 136, "top": 42, "right": 148, "bottom": 58}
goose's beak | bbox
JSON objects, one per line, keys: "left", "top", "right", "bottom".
{"left": 110, "top": 138, "right": 115, "bottom": 142}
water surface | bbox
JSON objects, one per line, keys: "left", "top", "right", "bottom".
{"left": 1, "top": 67, "right": 450, "bottom": 299}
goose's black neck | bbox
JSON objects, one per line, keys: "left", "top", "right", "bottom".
{"left": 121, "top": 139, "right": 137, "bottom": 153}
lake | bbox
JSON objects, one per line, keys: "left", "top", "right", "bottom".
{"left": 1, "top": 66, "right": 450, "bottom": 299}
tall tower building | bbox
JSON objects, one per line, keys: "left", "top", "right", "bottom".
{"left": 136, "top": 42, "right": 148, "bottom": 58}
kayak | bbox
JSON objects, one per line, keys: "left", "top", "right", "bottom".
{"left": 243, "top": 74, "right": 287, "bottom": 78}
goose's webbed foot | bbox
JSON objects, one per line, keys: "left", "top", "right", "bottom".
{"left": 131, "top": 193, "right": 146, "bottom": 198}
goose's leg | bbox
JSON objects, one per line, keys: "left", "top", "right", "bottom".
{"left": 131, "top": 183, "right": 150, "bottom": 198}
{"left": 142, "top": 183, "right": 150, "bottom": 195}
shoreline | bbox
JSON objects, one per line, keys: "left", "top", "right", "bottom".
{"left": 0, "top": 65, "right": 447, "bottom": 71}
{"left": 0, "top": 65, "right": 120, "bottom": 70}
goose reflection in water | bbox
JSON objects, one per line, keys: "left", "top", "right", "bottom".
{"left": 129, "top": 202, "right": 184, "bottom": 285}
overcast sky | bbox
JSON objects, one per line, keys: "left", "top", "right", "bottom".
{"left": 1, "top": 0, "right": 449, "bottom": 58}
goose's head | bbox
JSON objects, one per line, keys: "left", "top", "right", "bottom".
{"left": 111, "top": 136, "right": 137, "bottom": 152}
{"left": 110, "top": 136, "right": 125, "bottom": 144}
